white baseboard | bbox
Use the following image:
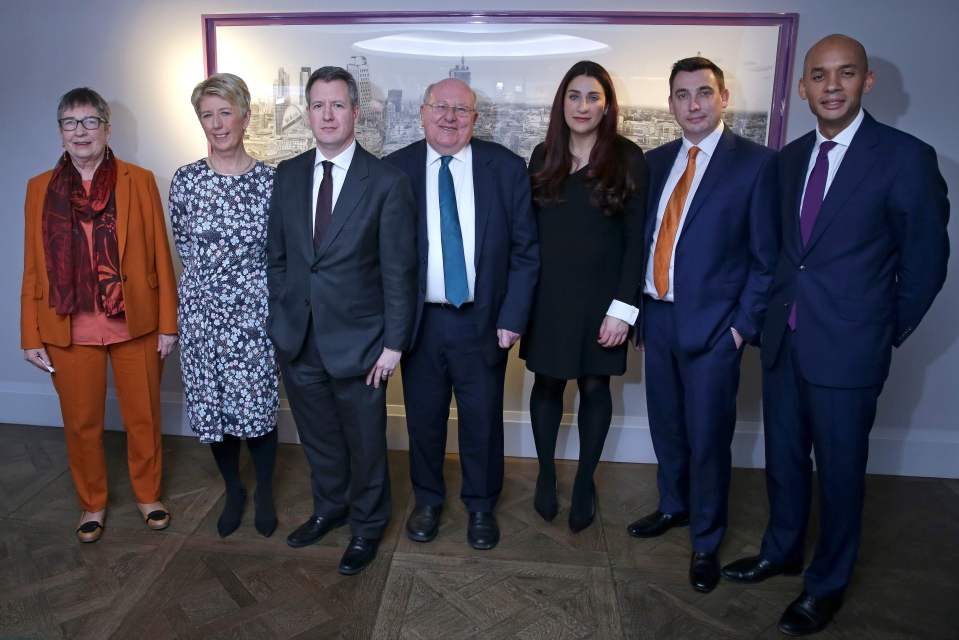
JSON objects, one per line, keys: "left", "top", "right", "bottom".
{"left": 3, "top": 382, "right": 956, "bottom": 479}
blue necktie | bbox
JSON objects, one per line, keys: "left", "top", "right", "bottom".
{"left": 439, "top": 156, "right": 469, "bottom": 307}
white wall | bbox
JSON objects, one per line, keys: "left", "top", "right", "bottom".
{"left": 2, "top": 0, "right": 957, "bottom": 478}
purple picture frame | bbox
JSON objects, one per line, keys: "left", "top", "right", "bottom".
{"left": 202, "top": 10, "right": 799, "bottom": 149}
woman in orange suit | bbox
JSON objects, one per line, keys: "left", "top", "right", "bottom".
{"left": 19, "top": 87, "right": 178, "bottom": 543}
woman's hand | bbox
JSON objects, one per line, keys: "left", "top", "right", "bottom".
{"left": 24, "top": 348, "right": 54, "bottom": 372}
{"left": 597, "top": 315, "right": 629, "bottom": 348}
{"left": 157, "top": 334, "right": 178, "bottom": 359}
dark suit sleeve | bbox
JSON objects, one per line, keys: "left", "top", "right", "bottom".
{"left": 732, "top": 151, "right": 780, "bottom": 344}
{"left": 265, "top": 163, "right": 287, "bottom": 322}
{"left": 615, "top": 145, "right": 649, "bottom": 306}
{"left": 890, "top": 142, "right": 950, "bottom": 347}
{"left": 379, "top": 173, "right": 418, "bottom": 351}
{"left": 496, "top": 155, "right": 540, "bottom": 334}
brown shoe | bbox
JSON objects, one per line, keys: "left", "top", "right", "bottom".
{"left": 76, "top": 511, "right": 105, "bottom": 543}
{"left": 137, "top": 502, "right": 171, "bottom": 530}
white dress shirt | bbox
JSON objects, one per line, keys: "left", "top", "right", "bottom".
{"left": 310, "top": 139, "right": 356, "bottom": 235}
{"left": 425, "top": 143, "right": 477, "bottom": 303}
{"left": 799, "top": 108, "right": 864, "bottom": 213}
{"left": 642, "top": 120, "right": 725, "bottom": 302}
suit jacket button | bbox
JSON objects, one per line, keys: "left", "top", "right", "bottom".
{"left": 304, "top": 299, "right": 310, "bottom": 307}
{"left": 311, "top": 265, "right": 318, "bottom": 273}
{"left": 121, "top": 274, "right": 128, "bottom": 281}
{"left": 799, "top": 264, "right": 806, "bottom": 271}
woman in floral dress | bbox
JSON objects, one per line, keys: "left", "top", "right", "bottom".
{"left": 169, "top": 73, "right": 279, "bottom": 537}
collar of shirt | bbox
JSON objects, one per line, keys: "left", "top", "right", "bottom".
{"left": 314, "top": 138, "right": 357, "bottom": 172}
{"left": 814, "top": 108, "right": 864, "bottom": 151}
{"left": 426, "top": 142, "right": 472, "bottom": 168}
{"left": 680, "top": 120, "right": 724, "bottom": 161}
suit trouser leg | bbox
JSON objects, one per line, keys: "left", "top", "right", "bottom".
{"left": 803, "top": 376, "right": 879, "bottom": 597}
{"left": 683, "top": 338, "right": 741, "bottom": 553}
{"left": 402, "top": 308, "right": 454, "bottom": 508}
{"left": 760, "top": 331, "right": 812, "bottom": 566}
{"left": 47, "top": 342, "right": 109, "bottom": 513}
{"left": 109, "top": 332, "right": 164, "bottom": 505}
{"left": 644, "top": 300, "right": 690, "bottom": 516}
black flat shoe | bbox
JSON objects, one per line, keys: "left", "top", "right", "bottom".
{"left": 253, "top": 488, "right": 277, "bottom": 538}
{"left": 76, "top": 520, "right": 104, "bottom": 543}
{"left": 626, "top": 510, "right": 689, "bottom": 538}
{"left": 689, "top": 552, "right": 720, "bottom": 593}
{"left": 217, "top": 487, "right": 246, "bottom": 538}
{"left": 406, "top": 504, "right": 442, "bottom": 543}
{"left": 721, "top": 555, "right": 803, "bottom": 583}
{"left": 338, "top": 536, "right": 380, "bottom": 575}
{"left": 533, "top": 473, "right": 558, "bottom": 522}
{"left": 568, "top": 483, "right": 596, "bottom": 533}
{"left": 467, "top": 511, "right": 500, "bottom": 550}
{"left": 286, "top": 513, "right": 347, "bottom": 548}
{"left": 778, "top": 591, "right": 842, "bottom": 636}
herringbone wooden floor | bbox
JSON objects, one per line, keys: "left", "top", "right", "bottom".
{"left": 1, "top": 423, "right": 956, "bottom": 639}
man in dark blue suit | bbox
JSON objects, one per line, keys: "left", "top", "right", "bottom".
{"left": 722, "top": 35, "right": 949, "bottom": 635}
{"left": 625, "top": 57, "right": 779, "bottom": 593}
{"left": 384, "top": 78, "right": 538, "bottom": 550}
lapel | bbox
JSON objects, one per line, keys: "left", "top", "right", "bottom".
{"left": 293, "top": 150, "right": 315, "bottom": 265}
{"left": 802, "top": 113, "right": 881, "bottom": 255}
{"left": 313, "top": 142, "right": 370, "bottom": 263}
{"left": 471, "top": 140, "right": 492, "bottom": 269}
{"left": 644, "top": 140, "right": 681, "bottom": 251}
{"left": 785, "top": 132, "right": 816, "bottom": 251}
{"left": 681, "top": 128, "right": 736, "bottom": 232}
{"left": 114, "top": 159, "right": 130, "bottom": 260}
{"left": 409, "top": 141, "right": 429, "bottom": 259}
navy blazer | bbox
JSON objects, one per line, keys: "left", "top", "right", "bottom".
{"left": 761, "top": 111, "right": 950, "bottom": 388}
{"left": 384, "top": 138, "right": 539, "bottom": 365}
{"left": 265, "top": 144, "right": 418, "bottom": 377}
{"left": 643, "top": 127, "right": 779, "bottom": 353}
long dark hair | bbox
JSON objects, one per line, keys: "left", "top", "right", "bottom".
{"left": 531, "top": 60, "right": 633, "bottom": 216}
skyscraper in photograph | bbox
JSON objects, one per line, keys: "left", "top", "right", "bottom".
{"left": 449, "top": 56, "right": 471, "bottom": 85}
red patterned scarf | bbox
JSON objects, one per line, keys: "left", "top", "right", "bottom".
{"left": 42, "top": 150, "right": 125, "bottom": 317}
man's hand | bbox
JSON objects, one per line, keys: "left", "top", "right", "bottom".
{"left": 598, "top": 315, "right": 629, "bottom": 348}
{"left": 367, "top": 347, "right": 402, "bottom": 388}
{"left": 24, "top": 348, "right": 54, "bottom": 372}
{"left": 731, "top": 327, "right": 744, "bottom": 350}
{"left": 497, "top": 328, "right": 520, "bottom": 349}
{"left": 158, "top": 334, "right": 178, "bottom": 359}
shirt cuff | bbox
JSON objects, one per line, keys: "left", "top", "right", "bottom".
{"left": 606, "top": 299, "right": 639, "bottom": 326}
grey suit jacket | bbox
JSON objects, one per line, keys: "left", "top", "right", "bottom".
{"left": 266, "top": 143, "right": 418, "bottom": 378}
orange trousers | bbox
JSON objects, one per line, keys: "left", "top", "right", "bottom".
{"left": 46, "top": 331, "right": 163, "bottom": 512}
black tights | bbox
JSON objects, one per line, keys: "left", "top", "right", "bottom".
{"left": 530, "top": 373, "right": 612, "bottom": 514}
{"left": 209, "top": 430, "right": 278, "bottom": 536}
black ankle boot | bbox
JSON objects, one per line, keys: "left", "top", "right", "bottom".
{"left": 218, "top": 486, "right": 246, "bottom": 537}
{"left": 534, "top": 472, "right": 558, "bottom": 522}
{"left": 254, "top": 487, "right": 277, "bottom": 537}
{"left": 568, "top": 480, "right": 596, "bottom": 533}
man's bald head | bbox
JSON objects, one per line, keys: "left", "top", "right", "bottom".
{"left": 804, "top": 34, "right": 869, "bottom": 74}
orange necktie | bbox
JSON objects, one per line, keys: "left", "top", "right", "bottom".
{"left": 653, "top": 146, "right": 700, "bottom": 299}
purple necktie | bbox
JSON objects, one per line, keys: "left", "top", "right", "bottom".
{"left": 313, "top": 160, "right": 333, "bottom": 249}
{"left": 788, "top": 140, "right": 838, "bottom": 330}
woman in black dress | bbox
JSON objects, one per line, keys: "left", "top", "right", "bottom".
{"left": 520, "top": 60, "right": 647, "bottom": 532}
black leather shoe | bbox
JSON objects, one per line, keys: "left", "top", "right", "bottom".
{"left": 286, "top": 513, "right": 347, "bottom": 548}
{"left": 338, "top": 536, "right": 380, "bottom": 575}
{"left": 568, "top": 483, "right": 596, "bottom": 533}
{"left": 778, "top": 591, "right": 842, "bottom": 636}
{"left": 689, "top": 552, "right": 721, "bottom": 593}
{"left": 722, "top": 555, "right": 803, "bottom": 583}
{"left": 626, "top": 510, "right": 689, "bottom": 538}
{"left": 533, "top": 474, "right": 558, "bottom": 522}
{"left": 467, "top": 511, "right": 500, "bottom": 550}
{"left": 406, "top": 504, "right": 442, "bottom": 542}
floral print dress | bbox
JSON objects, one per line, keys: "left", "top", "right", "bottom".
{"left": 169, "top": 160, "right": 278, "bottom": 443}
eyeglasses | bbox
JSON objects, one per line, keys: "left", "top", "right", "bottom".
{"left": 424, "top": 103, "right": 475, "bottom": 119}
{"left": 59, "top": 116, "right": 107, "bottom": 131}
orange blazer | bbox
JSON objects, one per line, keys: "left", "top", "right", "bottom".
{"left": 20, "top": 158, "right": 178, "bottom": 349}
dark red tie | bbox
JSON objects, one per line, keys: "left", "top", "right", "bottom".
{"left": 313, "top": 160, "right": 333, "bottom": 249}
{"left": 788, "top": 140, "right": 838, "bottom": 330}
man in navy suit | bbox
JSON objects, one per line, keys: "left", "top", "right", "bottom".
{"left": 722, "top": 35, "right": 949, "bottom": 635}
{"left": 625, "top": 57, "right": 779, "bottom": 593}
{"left": 384, "top": 78, "right": 539, "bottom": 550}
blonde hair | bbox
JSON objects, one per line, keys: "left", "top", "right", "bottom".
{"left": 190, "top": 73, "right": 251, "bottom": 118}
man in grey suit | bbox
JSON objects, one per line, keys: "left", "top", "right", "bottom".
{"left": 266, "top": 66, "right": 417, "bottom": 575}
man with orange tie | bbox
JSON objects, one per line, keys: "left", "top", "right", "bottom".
{"left": 624, "top": 57, "right": 779, "bottom": 593}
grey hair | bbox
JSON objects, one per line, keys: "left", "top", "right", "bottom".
{"left": 57, "top": 87, "right": 110, "bottom": 122}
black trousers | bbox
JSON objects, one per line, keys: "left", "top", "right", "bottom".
{"left": 281, "top": 324, "right": 390, "bottom": 539}
{"left": 402, "top": 304, "right": 506, "bottom": 512}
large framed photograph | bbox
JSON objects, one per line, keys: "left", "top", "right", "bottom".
{"left": 202, "top": 11, "right": 798, "bottom": 165}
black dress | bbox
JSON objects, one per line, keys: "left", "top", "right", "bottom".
{"left": 520, "top": 136, "right": 647, "bottom": 379}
